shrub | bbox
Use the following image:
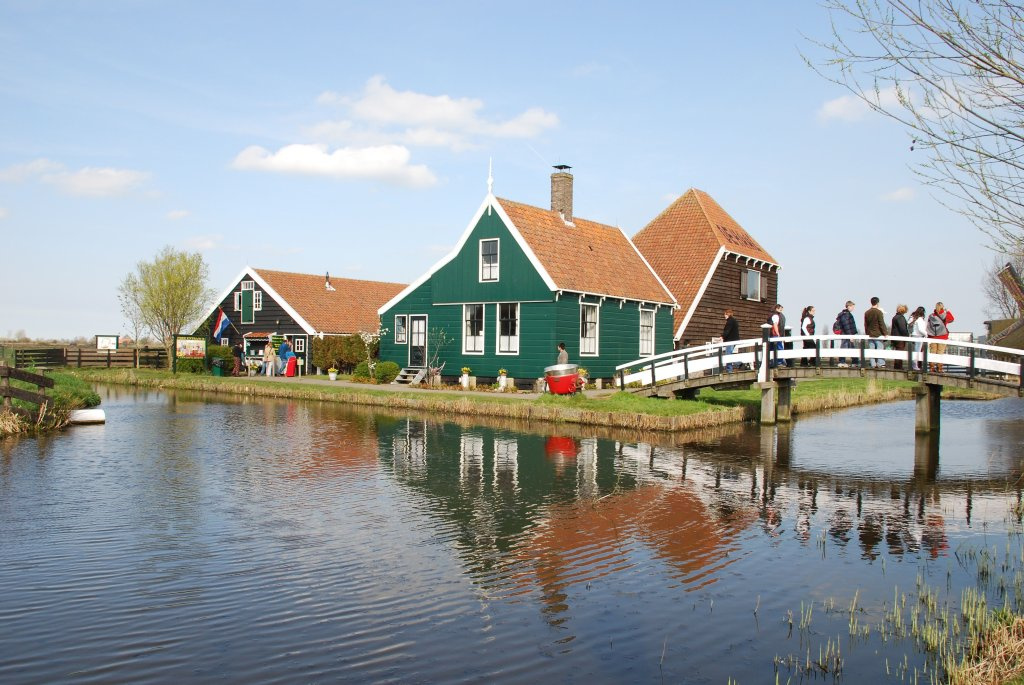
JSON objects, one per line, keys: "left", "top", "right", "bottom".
{"left": 312, "top": 334, "right": 367, "bottom": 372}
{"left": 176, "top": 358, "right": 207, "bottom": 374}
{"left": 208, "top": 344, "right": 234, "bottom": 367}
{"left": 353, "top": 361, "right": 371, "bottom": 379}
{"left": 375, "top": 361, "right": 400, "bottom": 384}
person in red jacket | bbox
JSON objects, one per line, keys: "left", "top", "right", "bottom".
{"left": 927, "top": 302, "right": 954, "bottom": 372}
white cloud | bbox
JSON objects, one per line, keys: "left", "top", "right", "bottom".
{"left": 0, "top": 158, "right": 150, "bottom": 197}
{"left": 183, "top": 234, "right": 221, "bottom": 250}
{"left": 0, "top": 158, "right": 64, "bottom": 182}
{"left": 232, "top": 143, "right": 437, "bottom": 187}
{"left": 0, "top": 208, "right": 8, "bottom": 220}
{"left": 41, "top": 167, "right": 150, "bottom": 197}
{"left": 818, "top": 87, "right": 906, "bottom": 122}
{"left": 309, "top": 76, "right": 559, "bottom": 151}
{"left": 881, "top": 187, "right": 915, "bottom": 202}
{"left": 167, "top": 209, "right": 190, "bottom": 220}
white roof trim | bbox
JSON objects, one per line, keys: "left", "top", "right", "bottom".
{"left": 724, "top": 249, "right": 781, "bottom": 270}
{"left": 378, "top": 193, "right": 558, "bottom": 315}
{"left": 619, "top": 227, "right": 677, "bottom": 306}
{"left": 192, "top": 266, "right": 316, "bottom": 336}
{"left": 674, "top": 246, "right": 726, "bottom": 341}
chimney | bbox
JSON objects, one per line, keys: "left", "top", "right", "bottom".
{"left": 550, "top": 165, "right": 573, "bottom": 223}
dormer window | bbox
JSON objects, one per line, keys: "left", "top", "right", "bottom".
{"left": 479, "top": 239, "right": 499, "bottom": 282}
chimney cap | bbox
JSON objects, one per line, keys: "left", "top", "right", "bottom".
{"left": 552, "top": 164, "right": 572, "bottom": 172}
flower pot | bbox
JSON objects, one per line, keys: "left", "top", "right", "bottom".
{"left": 498, "top": 375, "right": 507, "bottom": 390}
{"left": 461, "top": 373, "right": 470, "bottom": 389}
{"left": 328, "top": 371, "right": 338, "bottom": 381}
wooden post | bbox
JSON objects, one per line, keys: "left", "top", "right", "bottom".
{"left": 914, "top": 383, "right": 941, "bottom": 433}
{"left": 759, "top": 381, "right": 777, "bottom": 425}
{"left": 776, "top": 378, "right": 795, "bottom": 423}
{"left": 815, "top": 339, "right": 821, "bottom": 368}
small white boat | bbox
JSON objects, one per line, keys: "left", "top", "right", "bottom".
{"left": 69, "top": 408, "right": 106, "bottom": 425}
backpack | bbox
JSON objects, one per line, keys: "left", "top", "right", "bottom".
{"left": 832, "top": 314, "right": 843, "bottom": 335}
{"left": 927, "top": 313, "right": 947, "bottom": 337}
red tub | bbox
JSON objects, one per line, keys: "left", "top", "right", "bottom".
{"left": 544, "top": 363, "right": 580, "bottom": 394}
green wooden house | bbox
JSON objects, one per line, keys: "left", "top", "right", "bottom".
{"left": 377, "top": 169, "right": 677, "bottom": 385}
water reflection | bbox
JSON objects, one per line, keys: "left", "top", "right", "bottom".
{"left": 3, "top": 391, "right": 1024, "bottom": 683}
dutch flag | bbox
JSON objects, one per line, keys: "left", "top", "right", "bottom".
{"left": 212, "top": 308, "right": 231, "bottom": 340}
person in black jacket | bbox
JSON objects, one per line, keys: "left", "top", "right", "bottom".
{"left": 836, "top": 300, "right": 858, "bottom": 367}
{"left": 890, "top": 304, "right": 909, "bottom": 370}
{"left": 722, "top": 309, "right": 740, "bottom": 372}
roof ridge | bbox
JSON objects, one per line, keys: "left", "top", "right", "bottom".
{"left": 496, "top": 196, "right": 623, "bottom": 234}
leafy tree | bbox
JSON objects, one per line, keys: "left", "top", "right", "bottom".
{"left": 120, "top": 246, "right": 214, "bottom": 368}
{"left": 808, "top": 1, "right": 1024, "bottom": 251}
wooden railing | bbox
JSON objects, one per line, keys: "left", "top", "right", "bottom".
{"left": 0, "top": 364, "right": 54, "bottom": 422}
{"left": 10, "top": 346, "right": 167, "bottom": 370}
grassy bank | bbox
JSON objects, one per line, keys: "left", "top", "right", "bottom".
{"left": 60, "top": 368, "right": 991, "bottom": 433}
{"left": 0, "top": 370, "right": 102, "bottom": 437}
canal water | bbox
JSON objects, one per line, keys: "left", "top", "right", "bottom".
{"left": 1, "top": 388, "right": 1023, "bottom": 684}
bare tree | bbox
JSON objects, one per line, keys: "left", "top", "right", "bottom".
{"left": 808, "top": 1, "right": 1024, "bottom": 252}
{"left": 117, "top": 273, "right": 145, "bottom": 368}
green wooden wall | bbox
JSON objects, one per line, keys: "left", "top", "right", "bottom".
{"left": 379, "top": 204, "right": 676, "bottom": 381}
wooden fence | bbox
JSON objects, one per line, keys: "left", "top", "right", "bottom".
{"left": 1, "top": 365, "right": 53, "bottom": 421}
{"left": 9, "top": 346, "right": 168, "bottom": 370}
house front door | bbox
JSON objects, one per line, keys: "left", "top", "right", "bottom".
{"left": 409, "top": 315, "right": 427, "bottom": 367}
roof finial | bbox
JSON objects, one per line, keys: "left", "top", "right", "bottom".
{"left": 487, "top": 157, "right": 493, "bottom": 195}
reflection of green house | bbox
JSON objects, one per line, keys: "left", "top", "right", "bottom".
{"left": 377, "top": 169, "right": 676, "bottom": 384}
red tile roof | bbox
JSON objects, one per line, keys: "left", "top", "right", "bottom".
{"left": 496, "top": 198, "right": 674, "bottom": 304}
{"left": 254, "top": 269, "right": 405, "bottom": 334}
{"left": 633, "top": 189, "right": 777, "bottom": 334}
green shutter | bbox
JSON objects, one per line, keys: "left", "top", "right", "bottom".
{"left": 242, "top": 290, "right": 254, "bottom": 324}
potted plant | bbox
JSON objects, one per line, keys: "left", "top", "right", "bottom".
{"left": 497, "top": 368, "right": 508, "bottom": 390}
{"left": 327, "top": 366, "right": 338, "bottom": 381}
{"left": 461, "top": 366, "right": 471, "bottom": 389}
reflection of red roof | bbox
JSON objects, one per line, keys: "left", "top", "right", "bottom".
{"left": 497, "top": 198, "right": 674, "bottom": 304}
{"left": 518, "top": 483, "right": 750, "bottom": 603}
{"left": 634, "top": 189, "right": 778, "bottom": 335}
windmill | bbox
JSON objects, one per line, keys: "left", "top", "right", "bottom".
{"left": 988, "top": 263, "right": 1024, "bottom": 345}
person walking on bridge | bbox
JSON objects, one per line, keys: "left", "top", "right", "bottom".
{"left": 909, "top": 306, "right": 928, "bottom": 371}
{"left": 890, "top": 304, "right": 909, "bottom": 370}
{"left": 927, "top": 302, "right": 955, "bottom": 373}
{"left": 799, "top": 306, "right": 816, "bottom": 367}
{"left": 864, "top": 297, "right": 889, "bottom": 368}
{"left": 722, "top": 309, "right": 739, "bottom": 372}
{"left": 835, "top": 301, "right": 858, "bottom": 368}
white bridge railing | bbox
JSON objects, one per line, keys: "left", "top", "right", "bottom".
{"left": 614, "top": 334, "right": 1024, "bottom": 390}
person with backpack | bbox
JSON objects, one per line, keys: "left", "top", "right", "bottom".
{"left": 767, "top": 304, "right": 786, "bottom": 367}
{"left": 833, "top": 301, "right": 858, "bottom": 367}
{"left": 927, "top": 302, "right": 955, "bottom": 372}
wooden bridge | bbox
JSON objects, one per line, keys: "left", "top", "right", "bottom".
{"left": 615, "top": 327, "right": 1023, "bottom": 433}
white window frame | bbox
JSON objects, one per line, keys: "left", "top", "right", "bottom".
{"left": 580, "top": 302, "right": 600, "bottom": 357}
{"left": 253, "top": 290, "right": 263, "bottom": 312}
{"left": 496, "top": 302, "right": 520, "bottom": 355}
{"left": 479, "top": 239, "right": 499, "bottom": 282}
{"left": 293, "top": 337, "right": 305, "bottom": 353}
{"left": 241, "top": 280, "right": 255, "bottom": 291}
{"left": 639, "top": 308, "right": 655, "bottom": 356}
{"left": 463, "top": 303, "right": 485, "bottom": 354}
{"left": 742, "top": 268, "right": 761, "bottom": 301}
{"left": 395, "top": 315, "right": 408, "bottom": 344}
{"left": 233, "top": 292, "right": 241, "bottom": 311}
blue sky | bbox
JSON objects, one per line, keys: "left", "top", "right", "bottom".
{"left": 0, "top": 1, "right": 996, "bottom": 341}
